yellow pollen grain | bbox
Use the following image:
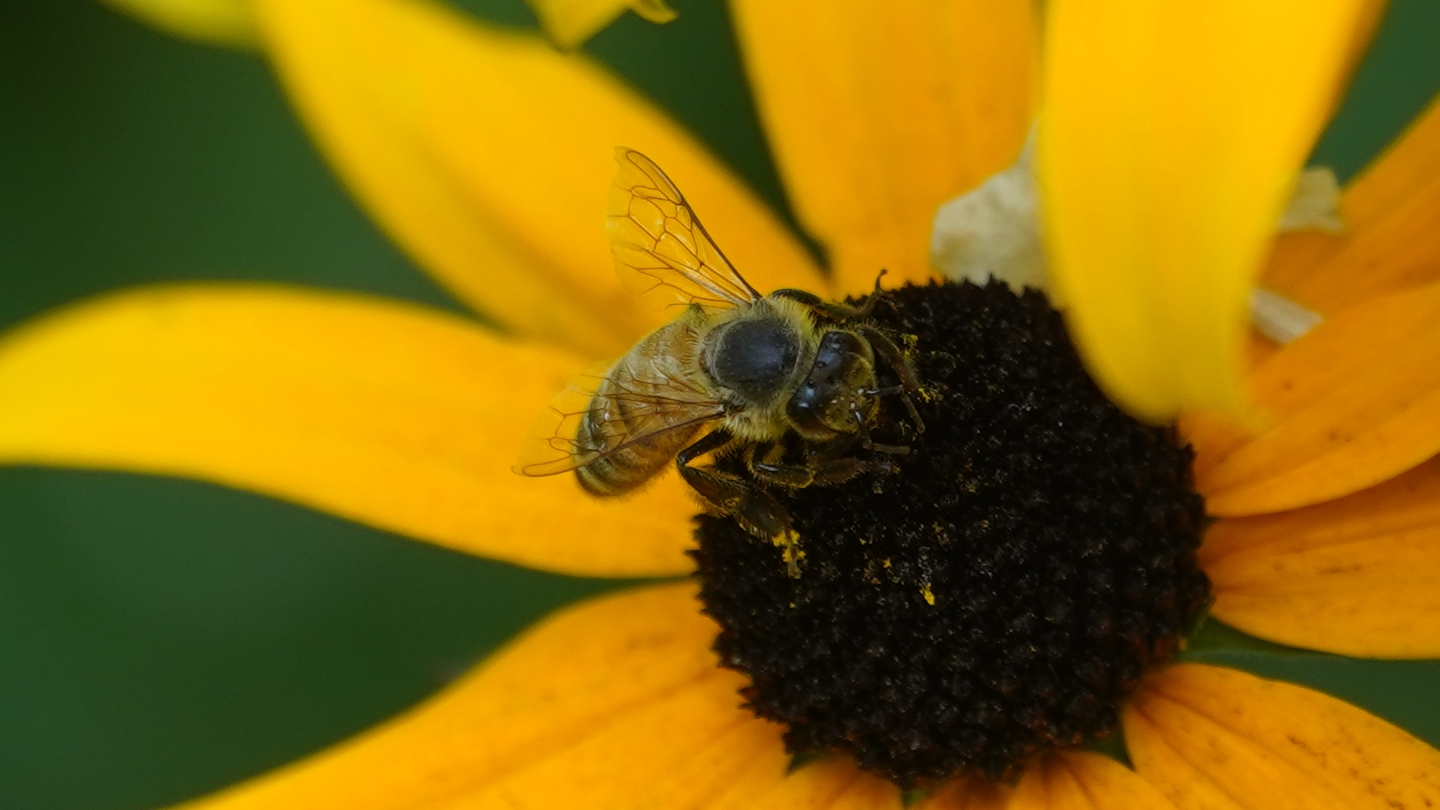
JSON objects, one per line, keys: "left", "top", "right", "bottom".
{"left": 921, "top": 581, "right": 936, "bottom": 606}
{"left": 772, "top": 529, "right": 804, "bottom": 579}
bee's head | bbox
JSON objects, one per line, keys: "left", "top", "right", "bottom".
{"left": 785, "top": 330, "right": 876, "bottom": 440}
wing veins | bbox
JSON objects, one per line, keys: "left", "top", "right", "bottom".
{"left": 608, "top": 148, "right": 763, "bottom": 311}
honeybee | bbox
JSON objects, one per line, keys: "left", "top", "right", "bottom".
{"left": 514, "top": 148, "right": 921, "bottom": 551}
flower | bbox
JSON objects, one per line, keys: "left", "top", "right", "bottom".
{"left": 98, "top": 0, "right": 259, "bottom": 48}
{"left": 101, "top": 0, "right": 679, "bottom": 52}
{"left": 3, "top": 0, "right": 1440, "bottom": 808}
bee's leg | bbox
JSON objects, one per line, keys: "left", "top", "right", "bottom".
{"left": 773, "top": 269, "right": 892, "bottom": 320}
{"left": 847, "top": 401, "right": 909, "bottom": 460}
{"left": 750, "top": 430, "right": 901, "bottom": 489}
{"left": 679, "top": 435, "right": 803, "bottom": 577}
{"left": 677, "top": 431, "right": 793, "bottom": 541}
{"left": 771, "top": 288, "right": 865, "bottom": 322}
{"left": 748, "top": 451, "right": 875, "bottom": 488}
{"left": 858, "top": 325, "right": 925, "bottom": 433}
{"left": 675, "top": 429, "right": 739, "bottom": 514}
{"left": 851, "top": 268, "right": 892, "bottom": 318}
{"left": 745, "top": 441, "right": 812, "bottom": 487}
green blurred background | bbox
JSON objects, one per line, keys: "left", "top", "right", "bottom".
{"left": 0, "top": 1, "right": 1437, "bottom": 808}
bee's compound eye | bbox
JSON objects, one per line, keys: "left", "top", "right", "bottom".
{"left": 710, "top": 318, "right": 801, "bottom": 403}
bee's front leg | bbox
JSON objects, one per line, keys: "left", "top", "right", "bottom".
{"left": 858, "top": 325, "right": 925, "bottom": 434}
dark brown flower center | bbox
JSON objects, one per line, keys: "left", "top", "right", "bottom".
{"left": 691, "top": 280, "right": 1210, "bottom": 788}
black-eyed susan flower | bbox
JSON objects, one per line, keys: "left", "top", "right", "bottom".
{"left": 4, "top": 0, "right": 1440, "bottom": 808}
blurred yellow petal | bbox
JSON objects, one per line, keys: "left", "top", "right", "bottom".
{"left": 1009, "top": 752, "right": 1177, "bottom": 810}
{"left": 173, "top": 583, "right": 796, "bottom": 810}
{"left": 100, "top": 0, "right": 258, "bottom": 48}
{"left": 254, "top": 0, "right": 823, "bottom": 358}
{"left": 730, "top": 0, "right": 1038, "bottom": 294}
{"left": 1201, "top": 458, "right": 1440, "bottom": 657}
{"left": 1198, "top": 281, "right": 1440, "bottom": 516}
{"left": 1266, "top": 94, "right": 1440, "bottom": 316}
{"left": 1126, "top": 664, "right": 1440, "bottom": 810}
{"left": 0, "top": 285, "right": 697, "bottom": 577}
{"left": 526, "top": 0, "right": 676, "bottom": 50}
{"left": 1041, "top": 1, "right": 1378, "bottom": 422}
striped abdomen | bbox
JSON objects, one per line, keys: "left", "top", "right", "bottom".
{"left": 575, "top": 318, "right": 715, "bottom": 496}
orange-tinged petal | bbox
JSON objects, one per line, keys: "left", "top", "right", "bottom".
{"left": 1266, "top": 93, "right": 1440, "bottom": 316}
{"left": 1041, "top": 1, "right": 1377, "bottom": 422}
{"left": 809, "top": 766, "right": 902, "bottom": 810}
{"left": 0, "top": 285, "right": 697, "bottom": 577}
{"left": 704, "top": 757, "right": 900, "bottom": 810}
{"left": 919, "top": 777, "right": 1012, "bottom": 810}
{"left": 1008, "top": 752, "right": 1176, "bottom": 810}
{"left": 254, "top": 0, "right": 822, "bottom": 358}
{"left": 1126, "top": 663, "right": 1440, "bottom": 810}
{"left": 100, "top": 0, "right": 258, "bottom": 47}
{"left": 1198, "top": 281, "right": 1440, "bottom": 516}
{"left": 1200, "top": 458, "right": 1440, "bottom": 657}
{"left": 172, "top": 583, "right": 792, "bottom": 809}
{"left": 730, "top": 0, "right": 1038, "bottom": 294}
{"left": 526, "top": 0, "right": 677, "bottom": 50}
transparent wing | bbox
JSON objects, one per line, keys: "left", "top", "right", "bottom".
{"left": 512, "top": 358, "right": 726, "bottom": 477}
{"left": 607, "top": 147, "right": 763, "bottom": 311}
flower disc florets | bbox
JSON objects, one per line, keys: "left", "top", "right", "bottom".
{"left": 691, "top": 280, "right": 1210, "bottom": 787}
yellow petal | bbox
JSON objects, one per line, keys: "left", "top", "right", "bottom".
{"left": 918, "top": 777, "right": 1012, "bottom": 810}
{"left": 1266, "top": 93, "right": 1440, "bottom": 316}
{"left": 1041, "top": 1, "right": 1378, "bottom": 422}
{"left": 1201, "top": 458, "right": 1440, "bottom": 657}
{"left": 172, "top": 583, "right": 798, "bottom": 809}
{"left": 0, "top": 285, "right": 697, "bottom": 577}
{"left": 1199, "top": 281, "right": 1440, "bottom": 516}
{"left": 254, "top": 0, "right": 823, "bottom": 358}
{"left": 730, "top": 0, "right": 1038, "bottom": 294}
{"left": 707, "top": 757, "right": 901, "bottom": 810}
{"left": 1008, "top": 752, "right": 1177, "bottom": 810}
{"left": 99, "top": 0, "right": 258, "bottom": 48}
{"left": 526, "top": 0, "right": 677, "bottom": 50}
{"left": 1126, "top": 663, "right": 1440, "bottom": 810}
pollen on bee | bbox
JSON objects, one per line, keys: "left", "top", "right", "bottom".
{"left": 920, "top": 581, "right": 936, "bottom": 606}
{"left": 771, "top": 529, "right": 804, "bottom": 579}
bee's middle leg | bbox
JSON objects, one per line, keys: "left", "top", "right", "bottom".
{"left": 677, "top": 431, "right": 791, "bottom": 540}
{"left": 746, "top": 441, "right": 876, "bottom": 488}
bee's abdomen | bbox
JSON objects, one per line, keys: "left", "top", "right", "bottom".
{"left": 574, "top": 403, "right": 659, "bottom": 496}
{"left": 576, "top": 452, "right": 648, "bottom": 496}
{"left": 573, "top": 341, "right": 705, "bottom": 497}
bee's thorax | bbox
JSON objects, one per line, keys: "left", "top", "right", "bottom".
{"left": 704, "top": 310, "right": 802, "bottom": 408}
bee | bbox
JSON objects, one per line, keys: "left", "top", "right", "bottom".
{"left": 514, "top": 148, "right": 921, "bottom": 552}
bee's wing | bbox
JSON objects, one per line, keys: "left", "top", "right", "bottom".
{"left": 512, "top": 358, "right": 726, "bottom": 477}
{"left": 608, "top": 148, "right": 763, "bottom": 312}
{"left": 512, "top": 361, "right": 613, "bottom": 477}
